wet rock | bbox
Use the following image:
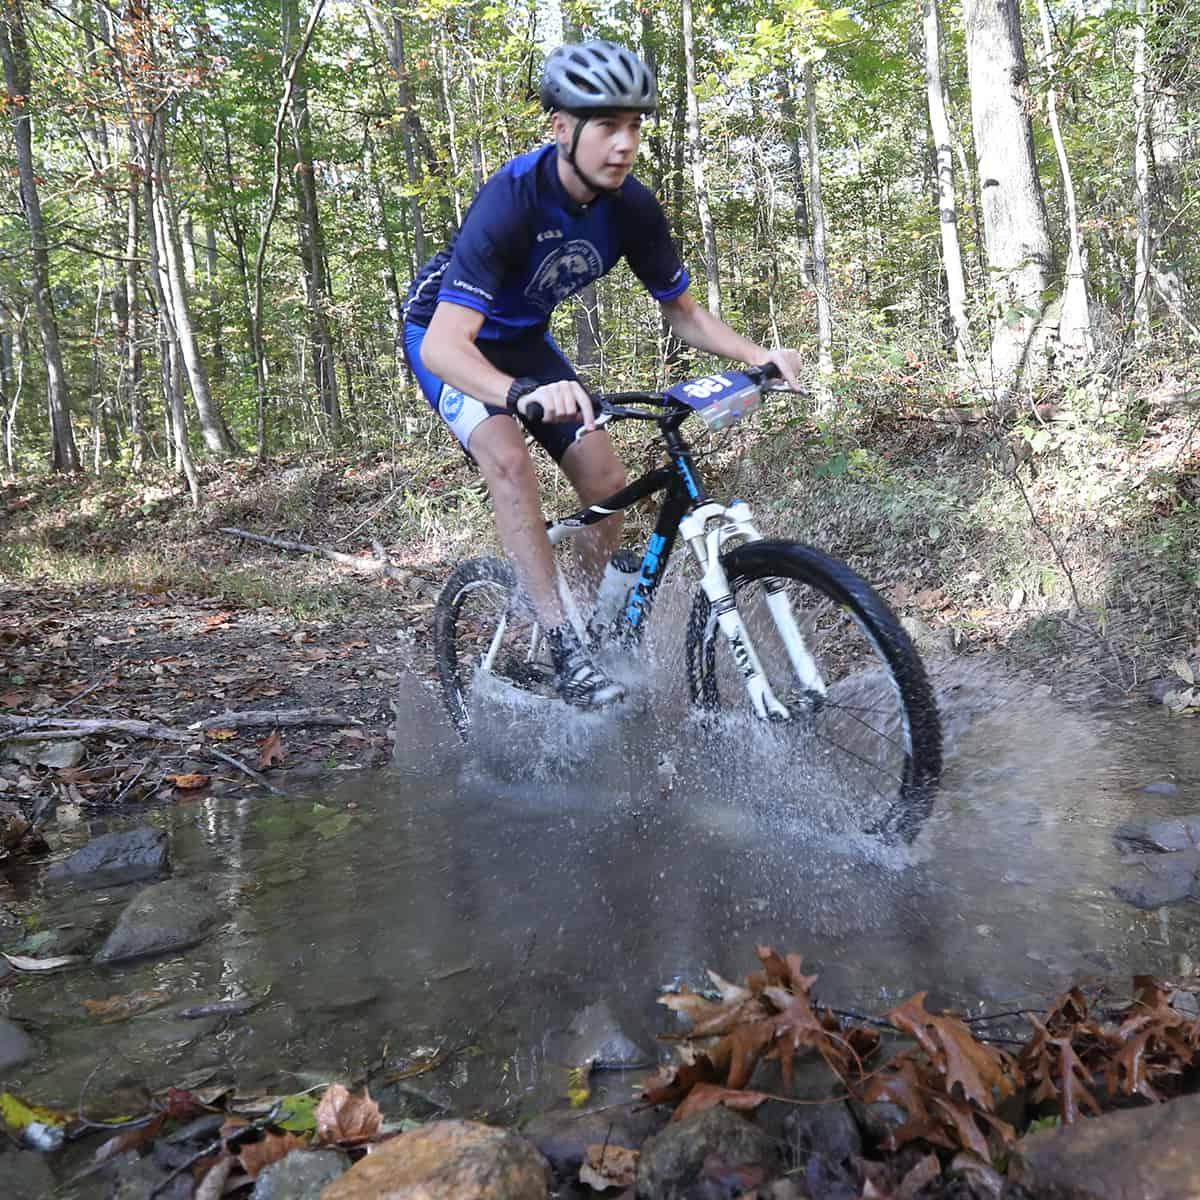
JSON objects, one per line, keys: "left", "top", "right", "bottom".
{"left": 3, "top": 1147, "right": 56, "bottom": 1200}
{"left": 1008, "top": 1091, "right": 1200, "bottom": 1198}
{"left": 94, "top": 878, "right": 220, "bottom": 964}
{"left": 0, "top": 1017, "right": 34, "bottom": 1071}
{"left": 375, "top": 1078, "right": 453, "bottom": 1119}
{"left": 847, "top": 1094, "right": 907, "bottom": 1147}
{"left": 252, "top": 1148, "right": 349, "bottom": 1198}
{"left": 321, "top": 1119, "right": 549, "bottom": 1199}
{"left": 782, "top": 1099, "right": 862, "bottom": 1167}
{"left": 106, "top": 1148, "right": 186, "bottom": 1199}
{"left": 1114, "top": 815, "right": 1200, "bottom": 854}
{"left": 1112, "top": 848, "right": 1200, "bottom": 909}
{"left": 565, "top": 1000, "right": 651, "bottom": 1068}
{"left": 1141, "top": 780, "right": 1181, "bottom": 797}
{"left": 522, "top": 1105, "right": 663, "bottom": 1177}
{"left": 4, "top": 737, "right": 85, "bottom": 769}
{"left": 637, "top": 1105, "right": 779, "bottom": 1200}
{"left": 46, "top": 826, "right": 169, "bottom": 889}
{"left": 748, "top": 1054, "right": 842, "bottom": 1141}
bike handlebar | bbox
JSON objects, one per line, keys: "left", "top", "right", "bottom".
{"left": 507, "top": 362, "right": 788, "bottom": 428}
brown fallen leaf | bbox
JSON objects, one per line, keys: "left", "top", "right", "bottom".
{"left": 166, "top": 773, "right": 211, "bottom": 791}
{"left": 579, "top": 1143, "right": 638, "bottom": 1191}
{"left": 670, "top": 1083, "right": 771, "bottom": 1123}
{"left": 201, "top": 611, "right": 235, "bottom": 632}
{"left": 256, "top": 730, "right": 284, "bottom": 769}
{"left": 84, "top": 989, "right": 172, "bottom": 1023}
{"left": 238, "top": 1130, "right": 308, "bottom": 1178}
{"left": 207, "top": 728, "right": 238, "bottom": 741}
{"left": 314, "top": 1084, "right": 381, "bottom": 1145}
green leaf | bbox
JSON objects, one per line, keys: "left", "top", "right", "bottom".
{"left": 275, "top": 1092, "right": 319, "bottom": 1133}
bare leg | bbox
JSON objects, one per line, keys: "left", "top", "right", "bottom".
{"left": 559, "top": 430, "right": 626, "bottom": 604}
{"left": 467, "top": 414, "right": 564, "bottom": 626}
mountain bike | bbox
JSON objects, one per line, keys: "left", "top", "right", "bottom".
{"left": 433, "top": 364, "right": 943, "bottom": 844}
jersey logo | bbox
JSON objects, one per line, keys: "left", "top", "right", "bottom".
{"left": 524, "top": 239, "right": 603, "bottom": 310}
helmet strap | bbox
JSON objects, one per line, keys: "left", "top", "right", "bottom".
{"left": 562, "top": 112, "right": 619, "bottom": 197}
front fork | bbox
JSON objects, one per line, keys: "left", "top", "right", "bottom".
{"left": 681, "top": 502, "right": 827, "bottom": 720}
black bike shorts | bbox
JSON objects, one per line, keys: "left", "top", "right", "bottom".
{"left": 403, "top": 322, "right": 584, "bottom": 463}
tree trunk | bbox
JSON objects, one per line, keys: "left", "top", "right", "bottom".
{"left": 779, "top": 71, "right": 814, "bottom": 290}
{"left": 680, "top": 0, "right": 721, "bottom": 318}
{"left": 804, "top": 62, "right": 834, "bottom": 398}
{"left": 1034, "top": 0, "right": 1092, "bottom": 362}
{"left": 284, "top": 0, "right": 339, "bottom": 438}
{"left": 921, "top": 0, "right": 972, "bottom": 368}
{"left": 964, "top": 0, "right": 1055, "bottom": 389}
{"left": 363, "top": 130, "right": 404, "bottom": 377}
{"left": 149, "top": 124, "right": 236, "bottom": 455}
{"left": 206, "top": 223, "right": 226, "bottom": 381}
{"left": 125, "top": 139, "right": 144, "bottom": 469}
{"left": 0, "top": 2, "right": 79, "bottom": 472}
{"left": 362, "top": 3, "right": 428, "bottom": 264}
{"left": 1133, "top": 0, "right": 1153, "bottom": 344}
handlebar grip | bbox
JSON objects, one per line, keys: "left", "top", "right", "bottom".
{"left": 505, "top": 390, "right": 545, "bottom": 423}
{"left": 758, "top": 361, "right": 782, "bottom": 382}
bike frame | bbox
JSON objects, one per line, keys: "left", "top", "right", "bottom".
{"left": 538, "top": 400, "right": 827, "bottom": 721}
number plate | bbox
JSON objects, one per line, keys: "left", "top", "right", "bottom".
{"left": 665, "top": 371, "right": 762, "bottom": 430}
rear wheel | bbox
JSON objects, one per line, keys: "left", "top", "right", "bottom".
{"left": 685, "top": 540, "right": 942, "bottom": 843}
{"left": 434, "top": 557, "right": 556, "bottom": 738}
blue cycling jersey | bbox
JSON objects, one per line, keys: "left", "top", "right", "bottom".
{"left": 402, "top": 143, "right": 690, "bottom": 339}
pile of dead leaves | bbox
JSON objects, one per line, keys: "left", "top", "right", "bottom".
{"left": 642, "top": 945, "right": 1200, "bottom": 1181}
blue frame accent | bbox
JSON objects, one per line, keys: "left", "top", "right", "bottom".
{"left": 625, "top": 532, "right": 669, "bottom": 627}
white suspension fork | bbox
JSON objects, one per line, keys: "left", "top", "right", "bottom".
{"left": 681, "top": 502, "right": 826, "bottom": 718}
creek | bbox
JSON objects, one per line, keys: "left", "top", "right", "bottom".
{"left": 4, "top": 656, "right": 1200, "bottom": 1144}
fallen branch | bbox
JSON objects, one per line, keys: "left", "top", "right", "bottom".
{"left": 205, "top": 747, "right": 288, "bottom": 796}
{"left": 190, "top": 708, "right": 357, "bottom": 732}
{"left": 220, "top": 525, "right": 413, "bottom": 585}
{"left": 0, "top": 716, "right": 188, "bottom": 742}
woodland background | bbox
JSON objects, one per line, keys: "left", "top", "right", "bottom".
{"left": 0, "top": 0, "right": 1195, "bottom": 499}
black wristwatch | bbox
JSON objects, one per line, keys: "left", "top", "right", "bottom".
{"left": 505, "top": 377, "right": 540, "bottom": 412}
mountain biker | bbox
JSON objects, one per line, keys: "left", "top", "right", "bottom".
{"left": 403, "top": 39, "right": 803, "bottom": 711}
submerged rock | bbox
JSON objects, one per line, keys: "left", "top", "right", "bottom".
{"left": 1112, "top": 848, "right": 1200, "bottom": 909}
{"left": 46, "top": 826, "right": 169, "bottom": 888}
{"left": 637, "top": 1105, "right": 779, "bottom": 1200}
{"left": 1008, "top": 1091, "right": 1200, "bottom": 1198}
{"left": 252, "top": 1149, "right": 349, "bottom": 1198}
{"left": 565, "top": 1000, "right": 651, "bottom": 1068}
{"left": 522, "top": 1105, "right": 664, "bottom": 1177}
{"left": 321, "top": 1120, "right": 549, "bottom": 1199}
{"left": 0, "top": 1017, "right": 34, "bottom": 1072}
{"left": 1114, "top": 814, "right": 1200, "bottom": 853}
{"left": 94, "top": 878, "right": 220, "bottom": 964}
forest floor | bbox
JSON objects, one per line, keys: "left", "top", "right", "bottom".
{"left": 1, "top": 372, "right": 1198, "bottom": 813}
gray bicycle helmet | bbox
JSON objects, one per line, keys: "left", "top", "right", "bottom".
{"left": 540, "top": 40, "right": 657, "bottom": 114}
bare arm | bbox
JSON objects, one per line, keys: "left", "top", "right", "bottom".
{"left": 419, "top": 301, "right": 596, "bottom": 427}
{"left": 420, "top": 301, "right": 512, "bottom": 406}
{"left": 660, "top": 291, "right": 802, "bottom": 386}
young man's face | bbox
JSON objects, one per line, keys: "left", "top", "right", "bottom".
{"left": 555, "top": 110, "right": 644, "bottom": 189}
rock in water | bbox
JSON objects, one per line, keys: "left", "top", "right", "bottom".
{"left": 94, "top": 879, "right": 220, "bottom": 964}
{"left": 637, "top": 1106, "right": 778, "bottom": 1200}
{"left": 321, "top": 1120, "right": 549, "bottom": 1199}
{"left": 252, "top": 1149, "right": 349, "bottom": 1198}
{"left": 1008, "top": 1091, "right": 1200, "bottom": 1198}
{"left": 1112, "top": 848, "right": 1200, "bottom": 909}
{"left": 46, "top": 826, "right": 169, "bottom": 888}
{"left": 0, "top": 1017, "right": 35, "bottom": 1072}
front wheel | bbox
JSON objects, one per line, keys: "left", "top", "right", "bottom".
{"left": 685, "top": 540, "right": 942, "bottom": 844}
{"left": 434, "top": 556, "right": 556, "bottom": 739}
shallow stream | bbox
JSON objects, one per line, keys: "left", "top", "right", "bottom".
{"left": 4, "top": 654, "right": 1200, "bottom": 1142}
